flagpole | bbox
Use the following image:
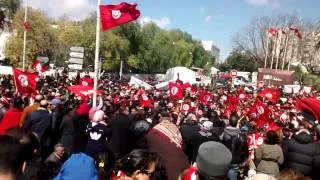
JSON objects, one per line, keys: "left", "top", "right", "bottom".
{"left": 282, "top": 30, "right": 289, "bottom": 70}
{"left": 264, "top": 35, "right": 269, "bottom": 68}
{"left": 270, "top": 37, "right": 277, "bottom": 69}
{"left": 275, "top": 31, "right": 283, "bottom": 69}
{"left": 22, "top": 0, "right": 28, "bottom": 71}
{"left": 93, "top": 0, "right": 101, "bottom": 107}
{"left": 119, "top": 60, "right": 123, "bottom": 80}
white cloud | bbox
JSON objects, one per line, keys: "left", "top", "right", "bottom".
{"left": 140, "top": 17, "right": 171, "bottom": 29}
{"left": 245, "top": 0, "right": 282, "bottom": 7}
{"left": 205, "top": 15, "right": 212, "bottom": 22}
{"left": 27, "top": 0, "right": 95, "bottom": 20}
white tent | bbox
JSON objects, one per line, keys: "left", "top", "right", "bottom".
{"left": 165, "top": 67, "right": 196, "bottom": 84}
{"left": 210, "top": 67, "right": 220, "bottom": 75}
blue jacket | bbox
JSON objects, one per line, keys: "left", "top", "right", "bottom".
{"left": 54, "top": 153, "right": 97, "bottom": 180}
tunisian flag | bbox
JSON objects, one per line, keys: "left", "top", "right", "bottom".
{"left": 100, "top": 2, "right": 140, "bottom": 31}
{"left": 258, "top": 88, "right": 280, "bottom": 103}
{"left": 140, "top": 94, "right": 151, "bottom": 107}
{"left": 13, "top": 68, "right": 38, "bottom": 95}
{"left": 79, "top": 77, "right": 93, "bottom": 87}
{"left": 32, "top": 60, "right": 48, "bottom": 72}
{"left": 199, "top": 91, "right": 213, "bottom": 105}
{"left": 169, "top": 82, "right": 183, "bottom": 99}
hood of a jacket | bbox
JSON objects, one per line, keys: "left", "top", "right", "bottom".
{"left": 293, "top": 131, "right": 313, "bottom": 144}
{"left": 224, "top": 127, "right": 241, "bottom": 137}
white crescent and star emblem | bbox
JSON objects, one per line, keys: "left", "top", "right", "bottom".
{"left": 18, "top": 75, "right": 29, "bottom": 87}
{"left": 36, "top": 63, "right": 42, "bottom": 71}
{"left": 265, "top": 93, "right": 273, "bottom": 99}
{"left": 82, "top": 81, "right": 89, "bottom": 86}
{"left": 112, "top": 10, "right": 121, "bottom": 19}
{"left": 257, "top": 106, "right": 264, "bottom": 115}
{"left": 183, "top": 104, "right": 190, "bottom": 111}
{"left": 171, "top": 86, "right": 178, "bottom": 95}
{"left": 142, "top": 95, "right": 148, "bottom": 101}
{"left": 239, "top": 94, "right": 245, "bottom": 99}
{"left": 205, "top": 95, "right": 211, "bottom": 102}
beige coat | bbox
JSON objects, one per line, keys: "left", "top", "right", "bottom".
{"left": 255, "top": 144, "right": 284, "bottom": 175}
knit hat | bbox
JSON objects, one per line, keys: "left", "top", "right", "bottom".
{"left": 196, "top": 141, "right": 232, "bottom": 178}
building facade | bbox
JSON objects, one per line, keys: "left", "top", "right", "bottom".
{"left": 201, "top": 40, "right": 220, "bottom": 63}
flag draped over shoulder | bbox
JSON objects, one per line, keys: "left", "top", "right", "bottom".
{"left": 13, "top": 68, "right": 38, "bottom": 95}
{"left": 100, "top": 2, "right": 140, "bottom": 31}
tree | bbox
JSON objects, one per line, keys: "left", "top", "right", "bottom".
{"left": 232, "top": 14, "right": 304, "bottom": 69}
{"left": 0, "top": 0, "right": 21, "bottom": 29}
{"left": 221, "top": 52, "right": 257, "bottom": 72}
{"left": 4, "top": 8, "right": 55, "bottom": 68}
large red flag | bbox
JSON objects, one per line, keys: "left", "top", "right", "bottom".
{"left": 79, "top": 77, "right": 93, "bottom": 87}
{"left": 289, "top": 28, "right": 303, "bottom": 40}
{"left": 67, "top": 85, "right": 102, "bottom": 98}
{"left": 13, "top": 68, "right": 38, "bottom": 95}
{"left": 140, "top": 94, "right": 151, "bottom": 107}
{"left": 100, "top": 2, "right": 140, "bottom": 31}
{"left": 169, "top": 82, "right": 183, "bottom": 99}
{"left": 267, "top": 27, "right": 278, "bottom": 37}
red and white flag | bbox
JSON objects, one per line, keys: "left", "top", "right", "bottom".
{"left": 32, "top": 60, "right": 48, "bottom": 72}
{"left": 79, "top": 77, "right": 93, "bottom": 87}
{"left": 267, "top": 27, "right": 278, "bottom": 37}
{"left": 289, "top": 28, "right": 303, "bottom": 40}
{"left": 199, "top": 91, "right": 213, "bottom": 105}
{"left": 169, "top": 82, "right": 183, "bottom": 99}
{"left": 13, "top": 68, "right": 38, "bottom": 95}
{"left": 258, "top": 88, "right": 280, "bottom": 103}
{"left": 23, "top": 21, "right": 31, "bottom": 31}
{"left": 140, "top": 94, "right": 151, "bottom": 107}
{"left": 182, "top": 103, "right": 191, "bottom": 113}
{"left": 100, "top": 2, "right": 140, "bottom": 31}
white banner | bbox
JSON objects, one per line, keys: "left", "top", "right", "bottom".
{"left": 155, "top": 81, "right": 169, "bottom": 89}
{"left": 129, "top": 76, "right": 152, "bottom": 90}
{"left": 283, "top": 85, "right": 300, "bottom": 94}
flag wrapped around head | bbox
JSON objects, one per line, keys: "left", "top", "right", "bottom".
{"left": 13, "top": 68, "right": 38, "bottom": 95}
{"left": 100, "top": 2, "right": 140, "bottom": 31}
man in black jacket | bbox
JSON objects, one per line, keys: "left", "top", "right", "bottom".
{"left": 24, "top": 100, "right": 52, "bottom": 161}
{"left": 283, "top": 125, "right": 319, "bottom": 177}
{"left": 220, "top": 115, "right": 249, "bottom": 180}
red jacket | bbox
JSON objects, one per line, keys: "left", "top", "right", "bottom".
{"left": 0, "top": 108, "right": 23, "bottom": 134}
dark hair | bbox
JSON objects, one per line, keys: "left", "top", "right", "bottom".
{"left": 198, "top": 173, "right": 227, "bottom": 180}
{"left": 116, "top": 149, "right": 167, "bottom": 180}
{"left": 95, "top": 149, "right": 115, "bottom": 180}
{"left": 13, "top": 96, "right": 23, "bottom": 108}
{"left": 229, "top": 114, "right": 239, "bottom": 127}
{"left": 265, "top": 130, "right": 280, "bottom": 145}
{"left": 0, "top": 135, "right": 26, "bottom": 174}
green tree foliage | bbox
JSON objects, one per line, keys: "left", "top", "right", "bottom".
{"left": 219, "top": 52, "right": 257, "bottom": 72}
{"left": 4, "top": 7, "right": 215, "bottom": 73}
{"left": 0, "top": 0, "right": 21, "bottom": 29}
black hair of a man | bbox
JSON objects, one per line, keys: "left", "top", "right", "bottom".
{"left": 265, "top": 130, "right": 280, "bottom": 145}
{"left": 198, "top": 173, "right": 227, "bottom": 180}
{"left": 229, "top": 113, "right": 239, "bottom": 128}
{"left": 0, "top": 135, "right": 26, "bottom": 175}
{"left": 160, "top": 110, "right": 170, "bottom": 118}
{"left": 13, "top": 96, "right": 23, "bottom": 108}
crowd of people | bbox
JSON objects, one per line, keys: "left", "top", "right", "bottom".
{"left": 0, "top": 72, "right": 320, "bottom": 180}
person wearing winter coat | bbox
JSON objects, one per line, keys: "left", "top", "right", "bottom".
{"left": 283, "top": 125, "right": 319, "bottom": 177}
{"left": 85, "top": 110, "right": 112, "bottom": 158}
{"left": 255, "top": 130, "right": 284, "bottom": 175}
{"left": 146, "top": 111, "right": 189, "bottom": 180}
{"left": 0, "top": 96, "right": 24, "bottom": 134}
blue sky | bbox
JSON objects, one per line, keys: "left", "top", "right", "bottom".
{"left": 102, "top": 0, "right": 320, "bottom": 61}
{"left": 29, "top": 0, "right": 320, "bottom": 61}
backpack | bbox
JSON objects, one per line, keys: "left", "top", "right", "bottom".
{"left": 220, "top": 131, "right": 248, "bottom": 164}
